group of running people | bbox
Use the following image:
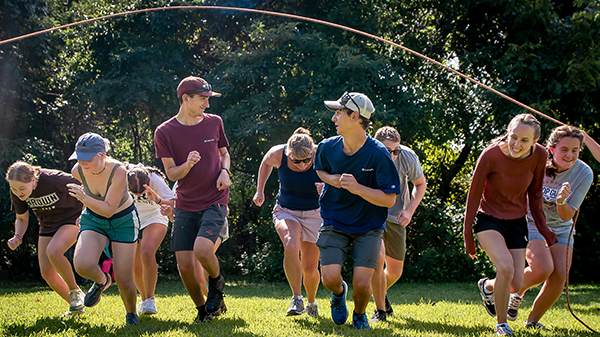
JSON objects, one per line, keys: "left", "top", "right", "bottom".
{"left": 5, "top": 76, "right": 597, "bottom": 334}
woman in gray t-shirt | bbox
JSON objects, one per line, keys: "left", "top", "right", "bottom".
{"left": 512, "top": 126, "right": 593, "bottom": 330}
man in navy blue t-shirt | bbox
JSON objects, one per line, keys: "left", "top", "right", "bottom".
{"left": 314, "top": 91, "right": 400, "bottom": 330}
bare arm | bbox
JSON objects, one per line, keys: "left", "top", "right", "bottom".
{"left": 161, "top": 151, "right": 200, "bottom": 182}
{"left": 69, "top": 164, "right": 131, "bottom": 218}
{"left": 397, "top": 174, "right": 427, "bottom": 226}
{"left": 339, "top": 173, "right": 396, "bottom": 208}
{"left": 7, "top": 212, "right": 28, "bottom": 250}
{"left": 555, "top": 182, "right": 577, "bottom": 221}
{"left": 316, "top": 170, "right": 342, "bottom": 189}
{"left": 583, "top": 131, "right": 600, "bottom": 163}
{"left": 216, "top": 147, "right": 231, "bottom": 191}
{"left": 253, "top": 146, "right": 283, "bottom": 206}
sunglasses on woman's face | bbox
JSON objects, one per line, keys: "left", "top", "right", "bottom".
{"left": 290, "top": 157, "right": 312, "bottom": 164}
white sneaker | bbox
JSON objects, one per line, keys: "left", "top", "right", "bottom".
{"left": 306, "top": 302, "right": 318, "bottom": 317}
{"left": 69, "top": 288, "right": 85, "bottom": 311}
{"left": 496, "top": 323, "right": 514, "bottom": 336}
{"left": 139, "top": 297, "right": 158, "bottom": 315}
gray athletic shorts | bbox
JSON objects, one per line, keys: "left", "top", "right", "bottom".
{"left": 383, "top": 221, "right": 406, "bottom": 261}
{"left": 316, "top": 224, "right": 383, "bottom": 269}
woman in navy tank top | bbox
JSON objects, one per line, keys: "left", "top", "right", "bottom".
{"left": 253, "top": 127, "right": 323, "bottom": 317}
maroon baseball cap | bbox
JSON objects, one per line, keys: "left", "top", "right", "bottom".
{"left": 177, "top": 76, "right": 222, "bottom": 98}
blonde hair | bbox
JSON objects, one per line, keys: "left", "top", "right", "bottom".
{"left": 374, "top": 126, "right": 401, "bottom": 143}
{"left": 285, "top": 127, "right": 315, "bottom": 159}
{"left": 492, "top": 113, "right": 541, "bottom": 145}
{"left": 5, "top": 161, "right": 41, "bottom": 183}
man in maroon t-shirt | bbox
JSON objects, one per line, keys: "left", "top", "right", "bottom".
{"left": 154, "top": 76, "right": 231, "bottom": 322}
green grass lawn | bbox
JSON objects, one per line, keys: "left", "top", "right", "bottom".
{"left": 0, "top": 276, "right": 598, "bottom": 336}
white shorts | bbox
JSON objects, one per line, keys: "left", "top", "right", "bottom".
{"left": 139, "top": 209, "right": 169, "bottom": 230}
{"left": 272, "top": 204, "right": 321, "bottom": 244}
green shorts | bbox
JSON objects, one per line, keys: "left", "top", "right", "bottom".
{"left": 383, "top": 221, "right": 406, "bottom": 261}
{"left": 80, "top": 203, "right": 140, "bottom": 243}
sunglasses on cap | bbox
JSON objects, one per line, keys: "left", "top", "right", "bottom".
{"left": 388, "top": 148, "right": 401, "bottom": 156}
{"left": 290, "top": 157, "right": 312, "bottom": 164}
{"left": 188, "top": 83, "right": 213, "bottom": 95}
{"left": 339, "top": 91, "right": 361, "bottom": 116}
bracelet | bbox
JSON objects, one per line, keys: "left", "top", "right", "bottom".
{"left": 157, "top": 197, "right": 162, "bottom": 204}
{"left": 14, "top": 234, "right": 22, "bottom": 241}
{"left": 221, "top": 167, "right": 230, "bottom": 175}
{"left": 557, "top": 198, "right": 568, "bottom": 206}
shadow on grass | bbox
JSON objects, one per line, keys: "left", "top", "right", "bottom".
{"left": 2, "top": 314, "right": 259, "bottom": 337}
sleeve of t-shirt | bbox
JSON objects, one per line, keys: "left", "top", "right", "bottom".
{"left": 154, "top": 127, "right": 171, "bottom": 159}
{"left": 376, "top": 152, "right": 402, "bottom": 195}
{"left": 567, "top": 163, "right": 593, "bottom": 209}
{"left": 399, "top": 149, "right": 424, "bottom": 182}
{"left": 314, "top": 141, "right": 330, "bottom": 173}
{"left": 217, "top": 118, "right": 229, "bottom": 149}
{"left": 150, "top": 172, "right": 174, "bottom": 201}
{"left": 463, "top": 148, "right": 491, "bottom": 254}
{"left": 528, "top": 149, "right": 557, "bottom": 247}
{"left": 10, "top": 191, "right": 28, "bottom": 215}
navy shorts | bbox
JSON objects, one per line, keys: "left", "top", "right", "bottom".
{"left": 473, "top": 212, "right": 528, "bottom": 249}
{"left": 170, "top": 203, "right": 227, "bottom": 251}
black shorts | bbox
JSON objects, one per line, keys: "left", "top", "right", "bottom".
{"left": 473, "top": 212, "right": 528, "bottom": 249}
{"left": 170, "top": 203, "right": 227, "bottom": 251}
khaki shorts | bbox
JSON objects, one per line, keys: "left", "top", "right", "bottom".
{"left": 383, "top": 221, "right": 406, "bottom": 261}
{"left": 272, "top": 204, "right": 321, "bottom": 244}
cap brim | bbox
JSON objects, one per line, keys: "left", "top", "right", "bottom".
{"left": 324, "top": 100, "right": 344, "bottom": 111}
{"left": 198, "top": 91, "right": 222, "bottom": 97}
{"left": 68, "top": 151, "right": 97, "bottom": 161}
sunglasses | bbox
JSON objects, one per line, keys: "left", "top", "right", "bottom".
{"left": 290, "top": 157, "right": 312, "bottom": 164}
{"left": 339, "top": 91, "right": 361, "bottom": 116}
{"left": 388, "top": 148, "right": 401, "bottom": 156}
{"left": 188, "top": 83, "right": 213, "bottom": 95}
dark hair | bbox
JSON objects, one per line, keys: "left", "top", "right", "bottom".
{"left": 125, "top": 163, "right": 169, "bottom": 194}
{"left": 374, "top": 126, "right": 401, "bottom": 143}
{"left": 545, "top": 125, "right": 584, "bottom": 179}
{"left": 491, "top": 113, "right": 541, "bottom": 145}
{"left": 343, "top": 108, "right": 371, "bottom": 130}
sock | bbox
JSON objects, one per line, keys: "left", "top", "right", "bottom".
{"left": 308, "top": 301, "right": 317, "bottom": 306}
{"left": 483, "top": 280, "right": 493, "bottom": 294}
{"left": 294, "top": 295, "right": 303, "bottom": 300}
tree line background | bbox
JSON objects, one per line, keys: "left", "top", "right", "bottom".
{"left": 1, "top": 0, "right": 598, "bottom": 284}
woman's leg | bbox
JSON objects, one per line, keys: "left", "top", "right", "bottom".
{"left": 139, "top": 223, "right": 167, "bottom": 300}
{"left": 133, "top": 240, "right": 146, "bottom": 299}
{"left": 111, "top": 241, "right": 138, "bottom": 313}
{"left": 477, "top": 230, "right": 516, "bottom": 324}
{"left": 275, "top": 219, "right": 303, "bottom": 297}
{"left": 518, "top": 240, "right": 554, "bottom": 296}
{"left": 300, "top": 240, "right": 320, "bottom": 303}
{"left": 527, "top": 244, "right": 571, "bottom": 323}
{"left": 38, "top": 236, "right": 70, "bottom": 303}
{"left": 74, "top": 230, "right": 108, "bottom": 284}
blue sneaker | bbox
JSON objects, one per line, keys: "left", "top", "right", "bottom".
{"left": 353, "top": 312, "right": 371, "bottom": 330}
{"left": 330, "top": 281, "right": 348, "bottom": 324}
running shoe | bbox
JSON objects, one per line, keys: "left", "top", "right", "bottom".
{"left": 69, "top": 288, "right": 85, "bottom": 312}
{"left": 206, "top": 274, "right": 226, "bottom": 315}
{"left": 126, "top": 312, "right": 140, "bottom": 325}
{"left": 507, "top": 293, "right": 522, "bottom": 321}
{"left": 495, "top": 323, "right": 513, "bottom": 336}
{"left": 369, "top": 309, "right": 387, "bottom": 323}
{"left": 353, "top": 312, "right": 371, "bottom": 330}
{"left": 139, "top": 297, "right": 157, "bottom": 315}
{"left": 330, "top": 281, "right": 348, "bottom": 325}
{"left": 385, "top": 292, "right": 394, "bottom": 315}
{"left": 194, "top": 305, "right": 211, "bottom": 323}
{"left": 286, "top": 296, "right": 305, "bottom": 316}
{"left": 477, "top": 278, "right": 496, "bottom": 316}
{"left": 525, "top": 321, "right": 551, "bottom": 331}
{"left": 305, "top": 302, "right": 319, "bottom": 317}
{"left": 84, "top": 272, "right": 111, "bottom": 307}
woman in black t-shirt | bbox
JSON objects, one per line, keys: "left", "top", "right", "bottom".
{"left": 6, "top": 161, "right": 85, "bottom": 317}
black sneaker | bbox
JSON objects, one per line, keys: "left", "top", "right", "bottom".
{"left": 369, "top": 309, "right": 387, "bottom": 323}
{"left": 195, "top": 305, "right": 212, "bottom": 323}
{"left": 84, "top": 272, "right": 111, "bottom": 307}
{"left": 384, "top": 293, "right": 393, "bottom": 315}
{"left": 126, "top": 312, "right": 139, "bottom": 325}
{"left": 477, "top": 278, "right": 496, "bottom": 317}
{"left": 206, "top": 274, "right": 226, "bottom": 314}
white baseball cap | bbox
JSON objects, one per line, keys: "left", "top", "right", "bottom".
{"left": 324, "top": 91, "right": 375, "bottom": 119}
